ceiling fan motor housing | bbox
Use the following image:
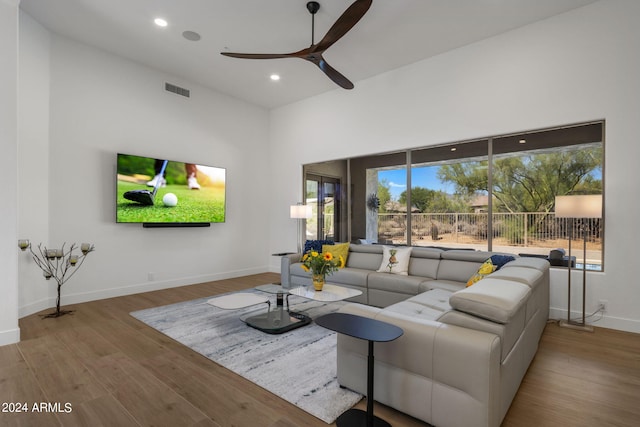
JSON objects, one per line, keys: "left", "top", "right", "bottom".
{"left": 307, "top": 2, "right": 320, "bottom": 15}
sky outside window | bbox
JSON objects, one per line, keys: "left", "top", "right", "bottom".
{"left": 380, "top": 166, "right": 454, "bottom": 200}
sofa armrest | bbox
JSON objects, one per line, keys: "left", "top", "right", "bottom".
{"left": 336, "top": 303, "right": 501, "bottom": 427}
{"left": 449, "top": 278, "right": 531, "bottom": 324}
{"left": 280, "top": 253, "right": 302, "bottom": 289}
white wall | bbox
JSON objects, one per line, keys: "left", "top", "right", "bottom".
{"left": 17, "top": 25, "right": 272, "bottom": 316}
{"left": 270, "top": 0, "right": 640, "bottom": 332}
{"left": 18, "top": 10, "right": 52, "bottom": 317}
{"left": 0, "top": 0, "right": 20, "bottom": 346}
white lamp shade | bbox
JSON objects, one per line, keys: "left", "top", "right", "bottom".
{"left": 290, "top": 204, "right": 312, "bottom": 219}
{"left": 555, "top": 195, "right": 602, "bottom": 218}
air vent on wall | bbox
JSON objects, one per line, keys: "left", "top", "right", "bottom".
{"left": 165, "top": 82, "right": 190, "bottom": 98}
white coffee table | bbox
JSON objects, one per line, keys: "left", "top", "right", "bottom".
{"left": 288, "top": 284, "right": 362, "bottom": 302}
{"left": 208, "top": 291, "right": 312, "bottom": 334}
{"left": 207, "top": 293, "right": 270, "bottom": 310}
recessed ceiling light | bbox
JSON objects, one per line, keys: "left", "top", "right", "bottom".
{"left": 270, "top": 74, "right": 281, "bottom": 81}
{"left": 154, "top": 18, "right": 168, "bottom": 27}
{"left": 519, "top": 139, "right": 527, "bottom": 144}
{"left": 450, "top": 147, "right": 457, "bottom": 152}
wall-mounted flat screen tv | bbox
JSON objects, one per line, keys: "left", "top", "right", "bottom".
{"left": 116, "top": 153, "right": 226, "bottom": 226}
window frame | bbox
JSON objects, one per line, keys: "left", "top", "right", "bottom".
{"left": 349, "top": 121, "right": 605, "bottom": 271}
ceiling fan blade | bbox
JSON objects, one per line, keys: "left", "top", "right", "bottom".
{"left": 221, "top": 52, "right": 296, "bottom": 60}
{"left": 314, "top": 56, "right": 354, "bottom": 89}
{"left": 221, "top": 2, "right": 368, "bottom": 90}
{"left": 314, "top": 0, "right": 372, "bottom": 52}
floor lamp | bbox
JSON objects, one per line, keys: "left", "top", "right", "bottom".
{"left": 555, "top": 195, "right": 602, "bottom": 332}
{"left": 290, "top": 203, "right": 312, "bottom": 254}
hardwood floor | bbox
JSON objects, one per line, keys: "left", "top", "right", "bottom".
{"left": 2, "top": 272, "right": 639, "bottom": 426}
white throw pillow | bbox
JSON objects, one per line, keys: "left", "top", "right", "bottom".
{"left": 377, "top": 246, "right": 412, "bottom": 275}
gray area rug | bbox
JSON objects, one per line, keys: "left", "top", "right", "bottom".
{"left": 130, "top": 289, "right": 362, "bottom": 424}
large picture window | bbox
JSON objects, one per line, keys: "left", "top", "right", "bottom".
{"left": 349, "top": 121, "right": 604, "bottom": 271}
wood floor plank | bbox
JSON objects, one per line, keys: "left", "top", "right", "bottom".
{"left": 90, "top": 318, "right": 171, "bottom": 361}
{"left": 503, "top": 323, "right": 640, "bottom": 427}
{"left": 83, "top": 352, "right": 213, "bottom": 427}
{"left": 0, "top": 404, "right": 61, "bottom": 427}
{"left": 140, "top": 351, "right": 308, "bottom": 427}
{"left": 0, "top": 354, "right": 61, "bottom": 427}
{"left": 52, "top": 395, "right": 139, "bottom": 427}
{"left": 0, "top": 342, "right": 23, "bottom": 366}
{"left": 17, "top": 335, "right": 109, "bottom": 405}
{"left": 8, "top": 272, "right": 640, "bottom": 427}
{"left": 53, "top": 326, "right": 120, "bottom": 361}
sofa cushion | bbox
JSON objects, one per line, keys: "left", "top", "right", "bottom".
{"left": 289, "top": 262, "right": 368, "bottom": 284}
{"left": 502, "top": 257, "right": 549, "bottom": 272}
{"left": 377, "top": 246, "right": 413, "bottom": 275}
{"left": 466, "top": 259, "right": 497, "bottom": 287}
{"left": 346, "top": 244, "right": 383, "bottom": 270}
{"left": 408, "top": 247, "right": 442, "bottom": 278}
{"left": 383, "top": 300, "right": 444, "bottom": 321}
{"left": 437, "top": 258, "right": 484, "bottom": 283}
{"left": 437, "top": 307, "right": 526, "bottom": 363}
{"left": 441, "top": 250, "right": 498, "bottom": 263}
{"left": 323, "top": 242, "right": 350, "bottom": 267}
{"left": 449, "top": 278, "right": 531, "bottom": 324}
{"left": 324, "top": 267, "right": 371, "bottom": 287}
{"left": 304, "top": 239, "right": 334, "bottom": 253}
{"left": 419, "top": 279, "right": 466, "bottom": 293}
{"left": 406, "top": 289, "right": 453, "bottom": 312}
{"left": 488, "top": 254, "right": 516, "bottom": 269}
{"left": 489, "top": 266, "right": 543, "bottom": 289}
{"left": 368, "top": 272, "right": 424, "bottom": 295}
{"left": 438, "top": 250, "right": 509, "bottom": 282}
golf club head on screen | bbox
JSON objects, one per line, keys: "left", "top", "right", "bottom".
{"left": 123, "top": 159, "right": 168, "bottom": 206}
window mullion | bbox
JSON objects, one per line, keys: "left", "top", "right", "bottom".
{"left": 488, "top": 138, "right": 493, "bottom": 252}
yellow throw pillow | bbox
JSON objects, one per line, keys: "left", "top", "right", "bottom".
{"left": 466, "top": 259, "right": 497, "bottom": 287}
{"left": 322, "top": 242, "right": 350, "bottom": 268}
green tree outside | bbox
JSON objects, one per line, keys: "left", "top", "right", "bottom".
{"left": 377, "top": 179, "right": 392, "bottom": 213}
{"left": 437, "top": 147, "right": 602, "bottom": 213}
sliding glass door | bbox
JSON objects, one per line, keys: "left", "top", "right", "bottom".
{"left": 306, "top": 174, "right": 341, "bottom": 241}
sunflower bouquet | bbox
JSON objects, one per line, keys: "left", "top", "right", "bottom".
{"left": 300, "top": 250, "right": 345, "bottom": 276}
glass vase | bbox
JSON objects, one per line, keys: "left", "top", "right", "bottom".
{"left": 312, "top": 273, "right": 325, "bottom": 291}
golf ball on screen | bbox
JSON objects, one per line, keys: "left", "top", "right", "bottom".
{"left": 163, "top": 193, "right": 178, "bottom": 207}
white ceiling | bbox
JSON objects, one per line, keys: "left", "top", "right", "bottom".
{"left": 20, "top": 0, "right": 598, "bottom": 109}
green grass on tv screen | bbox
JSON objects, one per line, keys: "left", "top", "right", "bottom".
{"left": 116, "top": 181, "right": 225, "bottom": 223}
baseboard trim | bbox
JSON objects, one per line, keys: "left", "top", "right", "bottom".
{"left": 549, "top": 307, "right": 640, "bottom": 334}
{"left": 19, "top": 297, "right": 53, "bottom": 319}
{"left": 0, "top": 327, "right": 20, "bottom": 346}
{"left": 19, "top": 266, "right": 270, "bottom": 319}
{"left": 559, "top": 319, "right": 594, "bottom": 332}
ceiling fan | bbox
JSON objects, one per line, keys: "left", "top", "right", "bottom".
{"left": 221, "top": 0, "right": 372, "bottom": 90}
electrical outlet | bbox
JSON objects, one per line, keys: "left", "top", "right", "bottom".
{"left": 148, "top": 272, "right": 155, "bottom": 281}
{"left": 598, "top": 300, "right": 608, "bottom": 312}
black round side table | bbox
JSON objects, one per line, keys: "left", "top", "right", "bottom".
{"left": 316, "top": 312, "right": 403, "bottom": 427}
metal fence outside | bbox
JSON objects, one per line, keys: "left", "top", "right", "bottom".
{"left": 378, "top": 212, "right": 602, "bottom": 263}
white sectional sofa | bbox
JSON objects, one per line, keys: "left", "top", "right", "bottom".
{"left": 280, "top": 243, "right": 549, "bottom": 427}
